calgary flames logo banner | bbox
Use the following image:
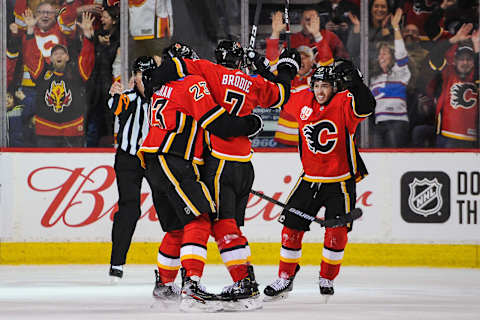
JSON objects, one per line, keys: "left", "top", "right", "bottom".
{"left": 45, "top": 80, "right": 72, "bottom": 113}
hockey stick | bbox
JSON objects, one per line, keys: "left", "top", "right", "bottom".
{"left": 250, "top": 190, "right": 363, "bottom": 228}
{"left": 248, "top": 0, "right": 263, "bottom": 50}
{"left": 284, "top": 0, "right": 291, "bottom": 49}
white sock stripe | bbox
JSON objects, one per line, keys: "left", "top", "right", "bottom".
{"left": 220, "top": 247, "right": 248, "bottom": 263}
{"left": 157, "top": 252, "right": 181, "bottom": 267}
{"left": 280, "top": 247, "right": 302, "bottom": 260}
{"left": 322, "top": 247, "right": 344, "bottom": 261}
{"left": 245, "top": 245, "right": 251, "bottom": 257}
{"left": 180, "top": 245, "right": 207, "bottom": 259}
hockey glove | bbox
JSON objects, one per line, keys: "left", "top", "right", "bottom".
{"left": 246, "top": 49, "right": 272, "bottom": 74}
{"left": 333, "top": 58, "right": 363, "bottom": 90}
{"left": 245, "top": 113, "right": 264, "bottom": 139}
{"left": 277, "top": 48, "right": 301, "bottom": 80}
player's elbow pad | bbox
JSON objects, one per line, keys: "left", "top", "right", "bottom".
{"left": 349, "top": 83, "right": 376, "bottom": 115}
{"left": 271, "top": 69, "right": 292, "bottom": 106}
{"left": 150, "top": 58, "right": 186, "bottom": 88}
{"left": 207, "top": 113, "right": 263, "bottom": 139}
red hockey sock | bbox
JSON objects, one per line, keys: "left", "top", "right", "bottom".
{"left": 212, "top": 219, "right": 248, "bottom": 282}
{"left": 157, "top": 229, "right": 183, "bottom": 284}
{"left": 279, "top": 226, "right": 304, "bottom": 278}
{"left": 320, "top": 227, "right": 348, "bottom": 280}
{"left": 181, "top": 214, "right": 211, "bottom": 278}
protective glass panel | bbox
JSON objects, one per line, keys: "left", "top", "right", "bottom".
{"left": 6, "top": 0, "right": 108, "bottom": 148}
{"left": 3, "top": 0, "right": 479, "bottom": 150}
{"left": 364, "top": 0, "right": 479, "bottom": 149}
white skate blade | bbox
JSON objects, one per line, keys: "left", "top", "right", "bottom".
{"left": 322, "top": 294, "right": 332, "bottom": 304}
{"left": 263, "top": 292, "right": 289, "bottom": 302}
{"left": 152, "top": 295, "right": 181, "bottom": 304}
{"left": 222, "top": 296, "right": 263, "bottom": 311}
{"left": 149, "top": 299, "right": 180, "bottom": 311}
{"left": 179, "top": 298, "right": 223, "bottom": 313}
{"left": 109, "top": 276, "right": 121, "bottom": 284}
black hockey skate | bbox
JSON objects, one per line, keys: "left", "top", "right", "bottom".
{"left": 109, "top": 265, "right": 123, "bottom": 283}
{"left": 152, "top": 270, "right": 181, "bottom": 301}
{"left": 219, "top": 265, "right": 262, "bottom": 311}
{"left": 319, "top": 276, "right": 334, "bottom": 303}
{"left": 263, "top": 264, "right": 300, "bottom": 301}
{"left": 179, "top": 270, "right": 222, "bottom": 312}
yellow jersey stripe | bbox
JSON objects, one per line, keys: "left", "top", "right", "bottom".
{"left": 158, "top": 155, "right": 202, "bottom": 216}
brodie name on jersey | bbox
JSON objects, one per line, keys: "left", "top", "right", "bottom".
{"left": 221, "top": 74, "right": 252, "bottom": 93}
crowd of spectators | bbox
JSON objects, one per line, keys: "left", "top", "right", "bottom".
{"left": 4, "top": 0, "right": 479, "bottom": 149}
{"left": 6, "top": 0, "right": 119, "bottom": 148}
{"left": 266, "top": 0, "right": 478, "bottom": 149}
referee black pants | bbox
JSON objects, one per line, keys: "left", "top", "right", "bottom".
{"left": 110, "top": 149, "right": 149, "bottom": 266}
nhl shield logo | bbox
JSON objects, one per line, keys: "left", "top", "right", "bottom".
{"left": 401, "top": 171, "right": 450, "bottom": 223}
{"left": 408, "top": 178, "right": 443, "bottom": 217}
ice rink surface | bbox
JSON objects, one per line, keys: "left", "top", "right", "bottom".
{"left": 0, "top": 265, "right": 479, "bottom": 320}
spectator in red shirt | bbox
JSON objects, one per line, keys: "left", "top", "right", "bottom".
{"left": 266, "top": 6, "right": 349, "bottom": 67}
{"left": 428, "top": 23, "right": 479, "bottom": 148}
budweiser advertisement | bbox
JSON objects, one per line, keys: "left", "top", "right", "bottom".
{"left": 0, "top": 151, "right": 479, "bottom": 244}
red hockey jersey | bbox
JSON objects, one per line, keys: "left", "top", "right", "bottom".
{"left": 283, "top": 87, "right": 369, "bottom": 182}
{"left": 274, "top": 71, "right": 313, "bottom": 146}
{"left": 181, "top": 58, "right": 287, "bottom": 161}
{"left": 435, "top": 65, "right": 478, "bottom": 142}
{"left": 138, "top": 75, "right": 226, "bottom": 166}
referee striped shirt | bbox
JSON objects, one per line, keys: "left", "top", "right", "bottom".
{"left": 107, "top": 88, "right": 150, "bottom": 156}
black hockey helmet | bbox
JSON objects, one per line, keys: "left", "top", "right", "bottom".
{"left": 310, "top": 65, "right": 337, "bottom": 90}
{"left": 132, "top": 56, "right": 156, "bottom": 73}
{"left": 163, "top": 42, "right": 199, "bottom": 60}
{"left": 215, "top": 40, "right": 244, "bottom": 68}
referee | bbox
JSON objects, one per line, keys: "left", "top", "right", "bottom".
{"left": 107, "top": 56, "right": 158, "bottom": 281}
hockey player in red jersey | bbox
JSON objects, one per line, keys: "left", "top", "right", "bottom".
{"left": 137, "top": 50, "right": 263, "bottom": 312}
{"left": 147, "top": 41, "right": 300, "bottom": 310}
{"left": 263, "top": 59, "right": 375, "bottom": 302}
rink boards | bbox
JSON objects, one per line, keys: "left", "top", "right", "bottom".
{"left": 0, "top": 150, "right": 479, "bottom": 267}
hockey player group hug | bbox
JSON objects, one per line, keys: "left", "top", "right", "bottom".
{"left": 107, "top": 37, "right": 375, "bottom": 312}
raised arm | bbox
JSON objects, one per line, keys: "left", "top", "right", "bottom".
{"left": 77, "top": 12, "right": 95, "bottom": 81}
{"left": 335, "top": 59, "right": 376, "bottom": 116}
{"left": 22, "top": 9, "right": 44, "bottom": 80}
{"left": 144, "top": 57, "right": 188, "bottom": 97}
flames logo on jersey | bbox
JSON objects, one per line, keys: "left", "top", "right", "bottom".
{"left": 302, "top": 120, "right": 338, "bottom": 154}
{"left": 45, "top": 80, "right": 72, "bottom": 113}
{"left": 450, "top": 82, "right": 477, "bottom": 110}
